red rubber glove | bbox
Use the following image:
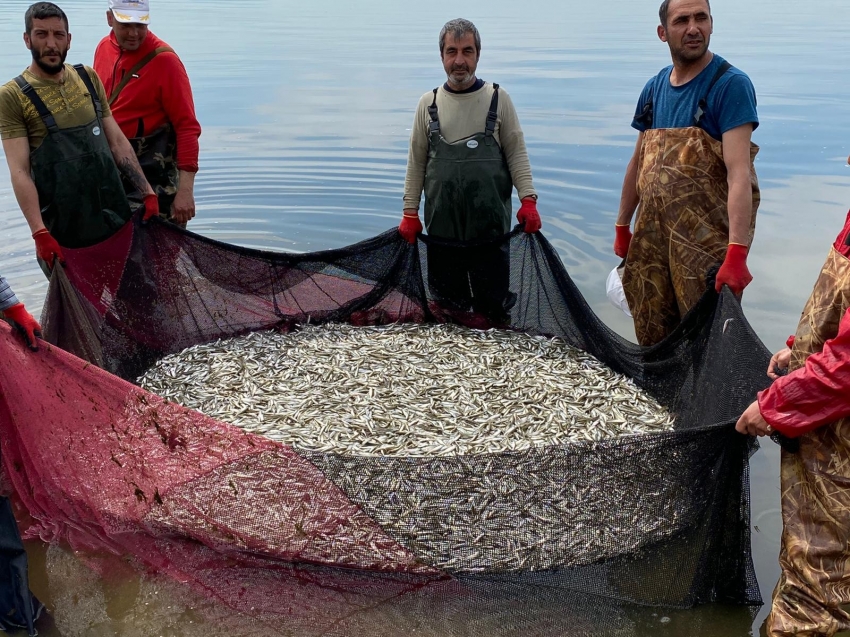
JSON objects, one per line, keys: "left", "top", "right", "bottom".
{"left": 517, "top": 197, "right": 542, "bottom": 233}
{"left": 399, "top": 212, "right": 423, "bottom": 244}
{"left": 3, "top": 303, "right": 42, "bottom": 351}
{"left": 614, "top": 224, "right": 633, "bottom": 258}
{"left": 142, "top": 193, "right": 160, "bottom": 223}
{"left": 32, "top": 228, "right": 64, "bottom": 268}
{"left": 715, "top": 243, "right": 752, "bottom": 294}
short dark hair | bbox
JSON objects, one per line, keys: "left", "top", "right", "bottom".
{"left": 25, "top": 2, "right": 69, "bottom": 34}
{"left": 659, "top": 0, "right": 711, "bottom": 27}
{"left": 439, "top": 18, "right": 481, "bottom": 55}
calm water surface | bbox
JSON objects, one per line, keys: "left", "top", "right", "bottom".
{"left": 1, "top": 1, "right": 849, "bottom": 635}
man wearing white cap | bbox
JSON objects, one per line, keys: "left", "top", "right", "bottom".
{"left": 94, "top": 0, "right": 201, "bottom": 226}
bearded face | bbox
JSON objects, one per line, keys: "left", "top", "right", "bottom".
{"left": 441, "top": 32, "right": 480, "bottom": 90}
{"left": 30, "top": 40, "right": 69, "bottom": 75}
{"left": 25, "top": 16, "right": 71, "bottom": 76}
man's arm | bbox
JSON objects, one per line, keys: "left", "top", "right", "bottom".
{"left": 612, "top": 132, "right": 644, "bottom": 257}
{"left": 616, "top": 132, "right": 643, "bottom": 227}
{"left": 753, "top": 307, "right": 850, "bottom": 437}
{"left": 496, "top": 91, "right": 536, "bottom": 200}
{"left": 0, "top": 275, "right": 20, "bottom": 312}
{"left": 102, "top": 115, "right": 154, "bottom": 197}
{"left": 402, "top": 97, "right": 429, "bottom": 214}
{"left": 2, "top": 137, "right": 45, "bottom": 233}
{"left": 160, "top": 55, "right": 201, "bottom": 223}
{"left": 721, "top": 123, "right": 755, "bottom": 245}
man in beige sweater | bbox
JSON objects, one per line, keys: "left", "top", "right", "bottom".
{"left": 399, "top": 18, "right": 541, "bottom": 324}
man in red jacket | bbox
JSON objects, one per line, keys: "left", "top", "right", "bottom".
{"left": 93, "top": 0, "right": 201, "bottom": 226}
{"left": 736, "top": 210, "right": 850, "bottom": 637}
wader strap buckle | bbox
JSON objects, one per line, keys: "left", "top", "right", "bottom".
{"left": 427, "top": 88, "right": 441, "bottom": 136}
{"left": 13, "top": 76, "right": 59, "bottom": 133}
{"left": 693, "top": 60, "right": 732, "bottom": 127}
{"left": 73, "top": 64, "right": 104, "bottom": 121}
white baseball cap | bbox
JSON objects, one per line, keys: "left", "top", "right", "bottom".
{"left": 109, "top": 0, "right": 151, "bottom": 24}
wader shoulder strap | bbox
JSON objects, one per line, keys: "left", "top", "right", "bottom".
{"left": 72, "top": 64, "right": 103, "bottom": 121}
{"left": 13, "top": 75, "right": 59, "bottom": 133}
{"left": 427, "top": 88, "right": 440, "bottom": 137}
{"left": 693, "top": 60, "right": 732, "bottom": 127}
{"left": 108, "top": 47, "right": 173, "bottom": 105}
{"left": 485, "top": 83, "right": 500, "bottom": 138}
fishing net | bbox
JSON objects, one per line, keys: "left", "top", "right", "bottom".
{"left": 0, "top": 216, "right": 769, "bottom": 635}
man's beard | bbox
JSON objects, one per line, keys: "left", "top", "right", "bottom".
{"left": 32, "top": 46, "right": 68, "bottom": 75}
{"left": 447, "top": 67, "right": 474, "bottom": 88}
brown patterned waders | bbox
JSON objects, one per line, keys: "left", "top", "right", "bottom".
{"left": 621, "top": 125, "right": 760, "bottom": 345}
{"left": 765, "top": 246, "right": 850, "bottom": 637}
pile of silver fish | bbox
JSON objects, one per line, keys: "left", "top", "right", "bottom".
{"left": 138, "top": 323, "right": 674, "bottom": 457}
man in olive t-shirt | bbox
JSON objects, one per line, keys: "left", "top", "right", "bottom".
{"left": 0, "top": 1, "right": 156, "bottom": 273}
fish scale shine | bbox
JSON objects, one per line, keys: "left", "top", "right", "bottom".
{"left": 138, "top": 324, "right": 674, "bottom": 457}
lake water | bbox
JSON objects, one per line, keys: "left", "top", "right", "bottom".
{"left": 1, "top": 0, "right": 849, "bottom": 635}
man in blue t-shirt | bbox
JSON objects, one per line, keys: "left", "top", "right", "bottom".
{"left": 612, "top": 0, "right": 760, "bottom": 346}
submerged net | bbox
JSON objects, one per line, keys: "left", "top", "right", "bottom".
{"left": 0, "top": 216, "right": 770, "bottom": 635}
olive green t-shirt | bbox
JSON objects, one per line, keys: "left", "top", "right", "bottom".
{"left": 0, "top": 64, "right": 111, "bottom": 150}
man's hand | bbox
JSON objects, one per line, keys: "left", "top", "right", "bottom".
{"left": 32, "top": 228, "right": 64, "bottom": 268}
{"left": 142, "top": 193, "right": 160, "bottom": 223}
{"left": 517, "top": 197, "right": 542, "bottom": 233}
{"left": 715, "top": 243, "right": 753, "bottom": 295}
{"left": 171, "top": 170, "right": 197, "bottom": 225}
{"left": 735, "top": 400, "right": 773, "bottom": 437}
{"left": 3, "top": 303, "right": 42, "bottom": 351}
{"left": 768, "top": 347, "right": 793, "bottom": 380}
{"left": 614, "top": 224, "right": 632, "bottom": 258}
{"left": 399, "top": 210, "right": 423, "bottom": 244}
{"left": 171, "top": 188, "right": 195, "bottom": 225}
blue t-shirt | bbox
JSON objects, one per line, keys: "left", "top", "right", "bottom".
{"left": 631, "top": 55, "right": 758, "bottom": 141}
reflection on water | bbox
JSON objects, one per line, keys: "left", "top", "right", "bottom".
{"left": 26, "top": 544, "right": 760, "bottom": 637}
{"left": 1, "top": 0, "right": 850, "bottom": 634}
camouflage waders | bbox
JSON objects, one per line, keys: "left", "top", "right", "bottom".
{"left": 125, "top": 123, "right": 181, "bottom": 224}
{"left": 765, "top": 245, "right": 850, "bottom": 637}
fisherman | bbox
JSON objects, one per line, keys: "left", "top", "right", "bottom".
{"left": 93, "top": 0, "right": 201, "bottom": 226}
{"left": 398, "top": 18, "right": 541, "bottom": 325}
{"left": 0, "top": 2, "right": 158, "bottom": 275}
{"left": 613, "top": 0, "right": 760, "bottom": 346}
{"left": 0, "top": 275, "right": 43, "bottom": 635}
{"left": 736, "top": 210, "right": 850, "bottom": 637}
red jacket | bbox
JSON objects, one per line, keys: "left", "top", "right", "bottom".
{"left": 759, "top": 211, "right": 850, "bottom": 437}
{"left": 94, "top": 31, "right": 201, "bottom": 172}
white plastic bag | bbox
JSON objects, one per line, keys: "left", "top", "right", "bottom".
{"left": 606, "top": 265, "right": 632, "bottom": 318}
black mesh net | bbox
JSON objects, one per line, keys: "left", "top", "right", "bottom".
{"left": 21, "top": 216, "right": 770, "bottom": 634}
